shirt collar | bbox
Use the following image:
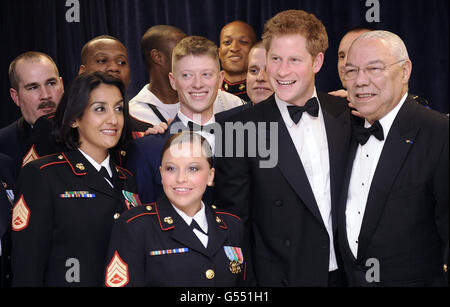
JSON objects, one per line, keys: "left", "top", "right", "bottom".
{"left": 171, "top": 201, "right": 208, "bottom": 234}
{"left": 78, "top": 148, "right": 112, "bottom": 177}
{"left": 364, "top": 92, "right": 408, "bottom": 138}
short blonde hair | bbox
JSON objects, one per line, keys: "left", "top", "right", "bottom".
{"left": 262, "top": 9, "right": 329, "bottom": 57}
{"left": 172, "top": 36, "right": 220, "bottom": 72}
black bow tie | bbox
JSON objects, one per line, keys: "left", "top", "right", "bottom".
{"left": 190, "top": 219, "right": 207, "bottom": 235}
{"left": 287, "top": 97, "right": 319, "bottom": 124}
{"left": 99, "top": 166, "right": 112, "bottom": 182}
{"left": 187, "top": 121, "right": 216, "bottom": 134}
{"left": 353, "top": 120, "right": 385, "bottom": 145}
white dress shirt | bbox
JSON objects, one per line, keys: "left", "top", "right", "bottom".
{"left": 78, "top": 149, "right": 113, "bottom": 187}
{"left": 346, "top": 93, "right": 408, "bottom": 258}
{"left": 275, "top": 88, "right": 337, "bottom": 271}
{"left": 172, "top": 201, "right": 209, "bottom": 248}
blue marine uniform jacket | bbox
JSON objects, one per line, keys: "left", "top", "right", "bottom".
{"left": 104, "top": 194, "right": 246, "bottom": 287}
{"left": 11, "top": 150, "right": 138, "bottom": 286}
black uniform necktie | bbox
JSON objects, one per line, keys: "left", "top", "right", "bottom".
{"left": 287, "top": 97, "right": 319, "bottom": 124}
{"left": 190, "top": 219, "right": 207, "bottom": 235}
{"left": 353, "top": 120, "right": 385, "bottom": 145}
{"left": 99, "top": 166, "right": 112, "bottom": 182}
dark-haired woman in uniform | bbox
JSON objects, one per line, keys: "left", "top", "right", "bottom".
{"left": 11, "top": 71, "right": 139, "bottom": 286}
{"left": 105, "top": 131, "right": 246, "bottom": 287}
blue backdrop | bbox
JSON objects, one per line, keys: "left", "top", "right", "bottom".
{"left": 1, "top": 0, "right": 448, "bottom": 128}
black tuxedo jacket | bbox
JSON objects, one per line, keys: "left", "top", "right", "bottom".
{"left": 214, "top": 93, "right": 352, "bottom": 286}
{"left": 338, "top": 96, "right": 449, "bottom": 286}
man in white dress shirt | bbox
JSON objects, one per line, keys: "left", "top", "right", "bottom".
{"left": 338, "top": 30, "right": 448, "bottom": 286}
{"left": 214, "top": 9, "right": 352, "bottom": 286}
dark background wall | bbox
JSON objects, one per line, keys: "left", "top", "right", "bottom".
{"left": 1, "top": 0, "right": 448, "bottom": 128}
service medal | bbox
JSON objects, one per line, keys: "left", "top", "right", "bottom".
{"left": 224, "top": 246, "right": 244, "bottom": 274}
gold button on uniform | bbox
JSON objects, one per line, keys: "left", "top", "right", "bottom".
{"left": 113, "top": 213, "right": 120, "bottom": 220}
{"left": 205, "top": 269, "right": 215, "bottom": 280}
{"left": 146, "top": 205, "right": 153, "bottom": 211}
{"left": 444, "top": 264, "right": 448, "bottom": 273}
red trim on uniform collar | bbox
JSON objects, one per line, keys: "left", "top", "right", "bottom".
{"left": 154, "top": 202, "right": 175, "bottom": 231}
{"left": 223, "top": 78, "right": 246, "bottom": 86}
{"left": 62, "top": 152, "right": 87, "bottom": 176}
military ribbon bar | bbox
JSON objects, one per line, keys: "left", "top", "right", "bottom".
{"left": 59, "top": 191, "right": 96, "bottom": 198}
{"left": 150, "top": 248, "right": 189, "bottom": 256}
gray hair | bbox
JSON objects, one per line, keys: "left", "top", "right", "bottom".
{"left": 354, "top": 30, "right": 409, "bottom": 62}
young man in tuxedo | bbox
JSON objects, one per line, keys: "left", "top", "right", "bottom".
{"left": 215, "top": 10, "right": 352, "bottom": 286}
{"left": 338, "top": 30, "right": 448, "bottom": 286}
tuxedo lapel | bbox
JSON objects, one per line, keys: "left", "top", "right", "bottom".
{"left": 357, "top": 99, "right": 419, "bottom": 261}
{"left": 263, "top": 98, "right": 325, "bottom": 227}
{"left": 319, "top": 93, "right": 352, "bottom": 233}
{"left": 339, "top": 139, "right": 360, "bottom": 262}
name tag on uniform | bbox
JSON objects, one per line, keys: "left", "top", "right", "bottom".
{"left": 59, "top": 191, "right": 96, "bottom": 198}
{"left": 150, "top": 248, "right": 189, "bottom": 256}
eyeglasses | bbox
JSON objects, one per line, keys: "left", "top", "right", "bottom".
{"left": 342, "top": 59, "right": 406, "bottom": 81}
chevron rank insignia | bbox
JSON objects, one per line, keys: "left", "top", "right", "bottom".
{"left": 122, "top": 190, "right": 143, "bottom": 209}
{"left": 105, "top": 251, "right": 129, "bottom": 287}
{"left": 12, "top": 195, "right": 30, "bottom": 231}
{"left": 22, "top": 145, "right": 40, "bottom": 167}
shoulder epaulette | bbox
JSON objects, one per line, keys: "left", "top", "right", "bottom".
{"left": 125, "top": 203, "right": 156, "bottom": 224}
{"left": 36, "top": 153, "right": 67, "bottom": 169}
{"left": 212, "top": 205, "right": 241, "bottom": 221}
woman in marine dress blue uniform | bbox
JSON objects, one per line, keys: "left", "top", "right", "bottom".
{"left": 11, "top": 72, "right": 139, "bottom": 286}
{"left": 105, "top": 131, "right": 246, "bottom": 287}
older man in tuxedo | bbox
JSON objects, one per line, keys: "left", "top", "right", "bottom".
{"left": 339, "top": 30, "right": 448, "bottom": 286}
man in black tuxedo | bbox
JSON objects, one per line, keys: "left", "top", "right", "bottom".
{"left": 339, "top": 30, "right": 448, "bottom": 286}
{"left": 214, "top": 10, "right": 352, "bottom": 286}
